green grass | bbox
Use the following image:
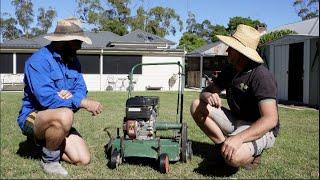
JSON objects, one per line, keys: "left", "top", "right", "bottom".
{"left": 0, "top": 91, "right": 319, "bottom": 179}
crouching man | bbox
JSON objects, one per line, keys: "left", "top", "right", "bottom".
{"left": 190, "top": 24, "right": 280, "bottom": 170}
{"left": 17, "top": 18, "right": 103, "bottom": 176}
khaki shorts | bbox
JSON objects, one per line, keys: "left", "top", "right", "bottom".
{"left": 210, "top": 107, "right": 276, "bottom": 156}
{"left": 22, "top": 111, "right": 38, "bottom": 138}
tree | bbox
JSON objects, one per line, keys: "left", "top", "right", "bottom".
{"left": 76, "top": 0, "right": 129, "bottom": 35}
{"left": 293, "top": 0, "right": 319, "bottom": 20}
{"left": 76, "top": 0, "right": 103, "bottom": 26}
{"left": 130, "top": 6, "right": 147, "bottom": 31}
{"left": 259, "top": 29, "right": 297, "bottom": 45}
{"left": 11, "top": 0, "right": 34, "bottom": 38}
{"left": 144, "top": 7, "right": 183, "bottom": 37}
{"left": 178, "top": 32, "right": 206, "bottom": 53}
{"left": 76, "top": 0, "right": 183, "bottom": 37}
{"left": 227, "top": 16, "right": 266, "bottom": 33}
{"left": 185, "top": 12, "right": 215, "bottom": 42}
{"left": 0, "top": 13, "right": 22, "bottom": 41}
{"left": 36, "top": 7, "right": 57, "bottom": 34}
{"left": 210, "top": 25, "right": 228, "bottom": 42}
{"left": 186, "top": 11, "right": 197, "bottom": 33}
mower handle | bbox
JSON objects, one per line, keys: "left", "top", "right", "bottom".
{"left": 127, "top": 62, "right": 185, "bottom": 124}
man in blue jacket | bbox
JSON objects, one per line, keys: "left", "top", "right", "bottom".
{"left": 17, "top": 18, "right": 103, "bottom": 176}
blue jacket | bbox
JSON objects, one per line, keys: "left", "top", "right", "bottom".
{"left": 17, "top": 45, "right": 87, "bottom": 130}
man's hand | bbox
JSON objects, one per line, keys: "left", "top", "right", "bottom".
{"left": 200, "top": 92, "right": 221, "bottom": 108}
{"left": 221, "top": 135, "right": 243, "bottom": 161}
{"left": 80, "top": 99, "right": 103, "bottom": 116}
{"left": 58, "top": 90, "right": 73, "bottom": 99}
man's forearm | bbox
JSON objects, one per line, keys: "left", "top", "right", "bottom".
{"left": 202, "top": 84, "right": 222, "bottom": 94}
{"left": 80, "top": 98, "right": 88, "bottom": 109}
{"left": 237, "top": 116, "right": 277, "bottom": 143}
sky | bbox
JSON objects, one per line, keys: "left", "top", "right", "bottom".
{"left": 1, "top": 0, "right": 302, "bottom": 43}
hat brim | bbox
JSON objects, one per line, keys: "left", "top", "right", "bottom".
{"left": 44, "top": 34, "right": 92, "bottom": 45}
{"left": 216, "top": 35, "right": 264, "bottom": 63}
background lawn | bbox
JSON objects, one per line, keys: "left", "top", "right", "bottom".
{"left": 0, "top": 91, "right": 319, "bottom": 179}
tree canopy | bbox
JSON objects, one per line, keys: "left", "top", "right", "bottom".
{"left": 293, "top": 0, "right": 319, "bottom": 20}
{"left": 177, "top": 32, "right": 206, "bottom": 53}
{"left": 75, "top": 0, "right": 183, "bottom": 37}
{"left": 1, "top": 0, "right": 56, "bottom": 41}
{"left": 259, "top": 29, "right": 297, "bottom": 46}
{"left": 1, "top": 0, "right": 312, "bottom": 49}
{"left": 179, "top": 12, "right": 266, "bottom": 53}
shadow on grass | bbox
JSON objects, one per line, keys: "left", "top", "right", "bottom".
{"left": 121, "top": 157, "right": 166, "bottom": 172}
{"left": 191, "top": 140, "right": 238, "bottom": 177}
{"left": 16, "top": 138, "right": 42, "bottom": 159}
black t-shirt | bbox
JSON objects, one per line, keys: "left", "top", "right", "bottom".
{"left": 214, "top": 63, "right": 280, "bottom": 136}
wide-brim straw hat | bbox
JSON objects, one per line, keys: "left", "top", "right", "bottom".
{"left": 44, "top": 17, "right": 92, "bottom": 45}
{"left": 216, "top": 24, "right": 263, "bottom": 63}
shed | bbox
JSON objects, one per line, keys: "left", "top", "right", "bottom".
{"left": 185, "top": 41, "right": 228, "bottom": 88}
{"left": 0, "top": 30, "right": 185, "bottom": 92}
{"left": 261, "top": 17, "right": 319, "bottom": 107}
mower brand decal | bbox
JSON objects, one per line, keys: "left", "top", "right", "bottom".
{"left": 128, "top": 108, "right": 141, "bottom": 112}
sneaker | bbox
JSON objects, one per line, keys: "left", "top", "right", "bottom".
{"left": 243, "top": 155, "right": 261, "bottom": 170}
{"left": 40, "top": 160, "right": 68, "bottom": 176}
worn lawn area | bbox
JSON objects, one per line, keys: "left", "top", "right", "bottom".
{"left": 0, "top": 91, "right": 319, "bottom": 179}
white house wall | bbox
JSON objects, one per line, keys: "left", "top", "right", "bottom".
{"left": 136, "top": 56, "right": 183, "bottom": 91}
{"left": 82, "top": 56, "right": 184, "bottom": 92}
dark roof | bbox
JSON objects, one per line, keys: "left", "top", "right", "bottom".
{"left": 0, "top": 30, "right": 175, "bottom": 49}
{"left": 0, "top": 37, "right": 44, "bottom": 48}
{"left": 83, "top": 31, "right": 120, "bottom": 48}
{"left": 110, "top": 29, "right": 175, "bottom": 45}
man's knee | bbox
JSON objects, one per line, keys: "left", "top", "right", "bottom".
{"left": 54, "top": 108, "right": 74, "bottom": 132}
{"left": 73, "top": 154, "right": 91, "bottom": 166}
{"left": 223, "top": 146, "right": 254, "bottom": 168}
{"left": 190, "top": 99, "right": 210, "bottom": 123}
{"left": 190, "top": 99, "right": 200, "bottom": 116}
{"left": 225, "top": 156, "right": 243, "bottom": 167}
{"left": 77, "top": 154, "right": 91, "bottom": 165}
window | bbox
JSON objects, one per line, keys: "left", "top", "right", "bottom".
{"left": 77, "top": 54, "right": 100, "bottom": 74}
{"left": 0, "top": 53, "right": 13, "bottom": 73}
{"left": 103, "top": 55, "right": 142, "bottom": 74}
{"left": 16, "top": 53, "right": 32, "bottom": 73}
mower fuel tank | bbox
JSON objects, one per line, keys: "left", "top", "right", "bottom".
{"left": 126, "top": 96, "right": 159, "bottom": 120}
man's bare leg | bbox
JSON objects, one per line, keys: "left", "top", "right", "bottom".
{"left": 60, "top": 133, "right": 91, "bottom": 165}
{"left": 33, "top": 108, "right": 74, "bottom": 176}
{"left": 190, "top": 99, "right": 226, "bottom": 144}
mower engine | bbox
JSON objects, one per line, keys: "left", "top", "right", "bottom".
{"left": 124, "top": 96, "right": 159, "bottom": 140}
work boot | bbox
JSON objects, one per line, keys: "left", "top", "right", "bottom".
{"left": 243, "top": 155, "right": 261, "bottom": 170}
{"left": 40, "top": 160, "right": 68, "bottom": 176}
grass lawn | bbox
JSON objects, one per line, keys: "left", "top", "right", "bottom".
{"left": 0, "top": 91, "right": 319, "bottom": 179}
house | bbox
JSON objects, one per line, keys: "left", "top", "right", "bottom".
{"left": 185, "top": 41, "right": 228, "bottom": 88}
{"left": 261, "top": 17, "right": 319, "bottom": 108}
{"left": 0, "top": 29, "right": 185, "bottom": 91}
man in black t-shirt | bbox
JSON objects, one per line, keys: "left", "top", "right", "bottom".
{"left": 190, "top": 24, "right": 279, "bottom": 170}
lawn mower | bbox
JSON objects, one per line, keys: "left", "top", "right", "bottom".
{"left": 104, "top": 62, "right": 192, "bottom": 173}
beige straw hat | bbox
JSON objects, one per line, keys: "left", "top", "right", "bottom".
{"left": 44, "top": 17, "right": 92, "bottom": 45}
{"left": 216, "top": 24, "right": 263, "bottom": 63}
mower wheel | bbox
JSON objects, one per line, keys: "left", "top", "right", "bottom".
{"left": 181, "top": 122, "right": 188, "bottom": 163}
{"left": 159, "top": 153, "right": 170, "bottom": 174}
{"left": 109, "top": 150, "right": 121, "bottom": 169}
{"left": 105, "top": 140, "right": 114, "bottom": 160}
{"left": 187, "top": 141, "right": 193, "bottom": 161}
